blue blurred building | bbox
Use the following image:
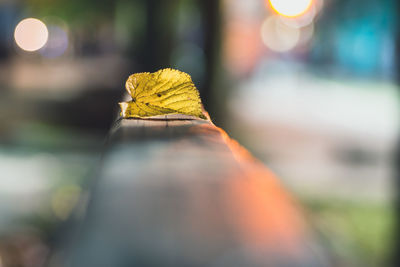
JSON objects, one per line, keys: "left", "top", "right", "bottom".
{"left": 312, "top": 0, "right": 396, "bottom": 79}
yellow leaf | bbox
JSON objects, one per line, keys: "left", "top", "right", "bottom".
{"left": 119, "top": 68, "right": 207, "bottom": 119}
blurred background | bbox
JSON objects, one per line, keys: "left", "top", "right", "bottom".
{"left": 0, "top": 0, "right": 398, "bottom": 266}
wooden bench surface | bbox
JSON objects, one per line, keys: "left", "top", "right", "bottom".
{"left": 66, "top": 116, "right": 328, "bottom": 267}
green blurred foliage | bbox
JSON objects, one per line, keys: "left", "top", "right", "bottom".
{"left": 26, "top": 0, "right": 116, "bottom": 26}
{"left": 305, "top": 198, "right": 395, "bottom": 267}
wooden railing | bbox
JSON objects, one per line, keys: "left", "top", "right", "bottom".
{"left": 65, "top": 115, "right": 328, "bottom": 266}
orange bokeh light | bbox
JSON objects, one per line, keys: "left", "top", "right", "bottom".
{"left": 268, "top": 0, "right": 313, "bottom": 18}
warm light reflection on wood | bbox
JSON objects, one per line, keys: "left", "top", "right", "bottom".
{"left": 217, "top": 124, "right": 306, "bottom": 255}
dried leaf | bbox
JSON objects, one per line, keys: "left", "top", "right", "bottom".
{"left": 119, "top": 68, "right": 206, "bottom": 119}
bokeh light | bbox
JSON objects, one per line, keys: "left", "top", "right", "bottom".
{"left": 261, "top": 16, "right": 300, "bottom": 52}
{"left": 14, "top": 18, "right": 48, "bottom": 52}
{"left": 269, "top": 0, "right": 313, "bottom": 18}
{"left": 40, "top": 25, "right": 69, "bottom": 58}
{"left": 278, "top": 8, "right": 315, "bottom": 29}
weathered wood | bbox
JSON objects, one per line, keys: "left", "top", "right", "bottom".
{"left": 67, "top": 116, "right": 328, "bottom": 267}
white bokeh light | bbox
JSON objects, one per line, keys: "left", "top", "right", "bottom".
{"left": 261, "top": 16, "right": 300, "bottom": 52}
{"left": 14, "top": 18, "right": 48, "bottom": 52}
